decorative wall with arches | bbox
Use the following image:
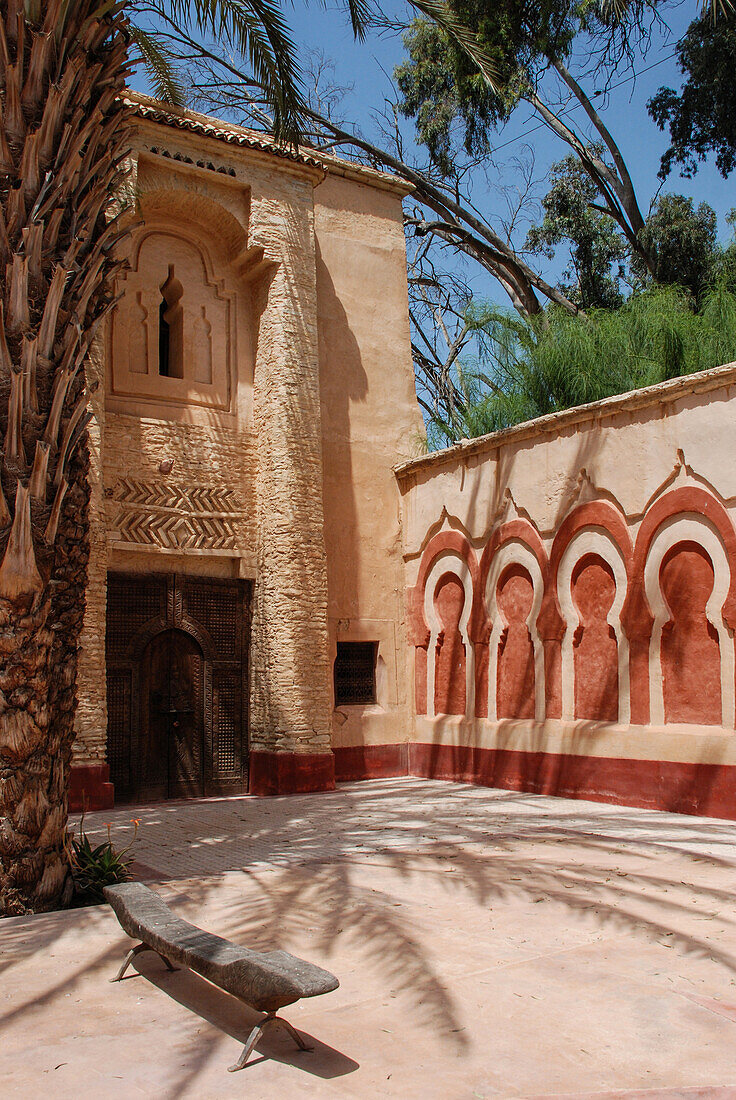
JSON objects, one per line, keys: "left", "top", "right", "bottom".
{"left": 408, "top": 488, "right": 736, "bottom": 745}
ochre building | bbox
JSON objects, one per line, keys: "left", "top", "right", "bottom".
{"left": 71, "top": 93, "right": 423, "bottom": 809}
{"left": 73, "top": 94, "right": 736, "bottom": 822}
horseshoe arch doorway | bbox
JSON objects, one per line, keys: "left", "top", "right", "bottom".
{"left": 106, "top": 572, "right": 250, "bottom": 803}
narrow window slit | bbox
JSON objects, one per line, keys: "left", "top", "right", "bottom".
{"left": 158, "top": 266, "right": 184, "bottom": 378}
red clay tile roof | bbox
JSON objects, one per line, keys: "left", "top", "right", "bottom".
{"left": 125, "top": 92, "right": 326, "bottom": 171}
{"left": 124, "top": 92, "right": 413, "bottom": 195}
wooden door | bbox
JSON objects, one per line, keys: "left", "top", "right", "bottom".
{"left": 106, "top": 572, "right": 250, "bottom": 802}
{"left": 141, "top": 630, "right": 204, "bottom": 800}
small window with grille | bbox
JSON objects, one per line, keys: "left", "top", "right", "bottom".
{"left": 334, "top": 641, "right": 378, "bottom": 706}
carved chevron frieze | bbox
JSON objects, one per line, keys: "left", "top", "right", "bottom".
{"left": 114, "top": 477, "right": 243, "bottom": 514}
{"left": 111, "top": 477, "right": 245, "bottom": 552}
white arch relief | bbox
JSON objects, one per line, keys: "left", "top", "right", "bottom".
{"left": 423, "top": 551, "right": 475, "bottom": 719}
{"left": 644, "top": 513, "right": 735, "bottom": 728}
{"left": 557, "top": 527, "right": 630, "bottom": 724}
{"left": 484, "top": 540, "right": 545, "bottom": 721}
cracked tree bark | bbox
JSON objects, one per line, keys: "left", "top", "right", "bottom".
{"left": 0, "top": 0, "right": 132, "bottom": 916}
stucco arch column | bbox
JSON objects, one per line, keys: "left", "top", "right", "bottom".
{"left": 248, "top": 174, "right": 334, "bottom": 795}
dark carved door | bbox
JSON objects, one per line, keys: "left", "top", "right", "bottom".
{"left": 106, "top": 572, "right": 250, "bottom": 803}
{"left": 142, "top": 630, "right": 204, "bottom": 800}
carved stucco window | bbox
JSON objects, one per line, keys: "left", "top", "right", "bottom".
{"left": 111, "top": 229, "right": 234, "bottom": 411}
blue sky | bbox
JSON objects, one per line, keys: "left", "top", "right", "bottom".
{"left": 286, "top": 2, "right": 733, "bottom": 227}
{"left": 131, "top": 1, "right": 735, "bottom": 303}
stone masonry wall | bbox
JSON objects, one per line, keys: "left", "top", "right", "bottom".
{"left": 248, "top": 173, "right": 333, "bottom": 755}
{"left": 103, "top": 414, "right": 256, "bottom": 566}
{"left": 73, "top": 104, "right": 413, "bottom": 780}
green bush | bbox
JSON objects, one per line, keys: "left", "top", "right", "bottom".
{"left": 428, "top": 279, "right": 736, "bottom": 448}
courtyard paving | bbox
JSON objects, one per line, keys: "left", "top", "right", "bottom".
{"left": 3, "top": 778, "right": 736, "bottom": 1098}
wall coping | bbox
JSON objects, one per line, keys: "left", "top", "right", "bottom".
{"left": 125, "top": 92, "right": 413, "bottom": 197}
{"left": 395, "top": 360, "right": 736, "bottom": 482}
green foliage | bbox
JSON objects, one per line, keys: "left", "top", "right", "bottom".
{"left": 68, "top": 816, "right": 139, "bottom": 906}
{"left": 525, "top": 152, "right": 628, "bottom": 309}
{"left": 648, "top": 12, "right": 736, "bottom": 179}
{"left": 429, "top": 279, "right": 736, "bottom": 446}
{"left": 632, "top": 193, "right": 717, "bottom": 300}
{"left": 395, "top": 19, "right": 501, "bottom": 177}
{"left": 524, "top": 170, "right": 719, "bottom": 308}
{"left": 395, "top": 1, "right": 578, "bottom": 174}
{"left": 708, "top": 209, "right": 736, "bottom": 289}
{"left": 395, "top": 1, "right": 660, "bottom": 177}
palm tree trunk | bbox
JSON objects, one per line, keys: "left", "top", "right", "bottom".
{"left": 0, "top": 0, "right": 132, "bottom": 915}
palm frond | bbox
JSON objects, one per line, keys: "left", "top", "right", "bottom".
{"left": 405, "top": 0, "right": 501, "bottom": 91}
{"left": 708, "top": 0, "right": 735, "bottom": 20}
{"left": 145, "top": 0, "right": 307, "bottom": 141}
{"left": 340, "top": 0, "right": 374, "bottom": 42}
{"left": 129, "top": 25, "right": 187, "bottom": 107}
{"left": 599, "top": 0, "right": 734, "bottom": 25}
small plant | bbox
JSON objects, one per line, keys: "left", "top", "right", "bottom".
{"left": 68, "top": 815, "right": 140, "bottom": 905}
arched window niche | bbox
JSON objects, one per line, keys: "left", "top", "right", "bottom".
{"left": 422, "top": 551, "right": 476, "bottom": 718}
{"left": 557, "top": 528, "right": 630, "bottom": 725}
{"left": 643, "top": 515, "right": 735, "bottom": 728}
{"left": 484, "top": 539, "right": 545, "bottom": 722}
{"left": 110, "top": 225, "right": 238, "bottom": 415}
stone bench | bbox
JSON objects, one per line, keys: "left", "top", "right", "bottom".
{"left": 104, "top": 882, "right": 339, "bottom": 1071}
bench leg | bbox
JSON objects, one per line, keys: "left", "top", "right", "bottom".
{"left": 110, "top": 942, "right": 178, "bottom": 982}
{"left": 274, "top": 1015, "right": 313, "bottom": 1053}
{"left": 156, "top": 952, "right": 178, "bottom": 973}
{"left": 227, "top": 1012, "right": 313, "bottom": 1072}
{"left": 228, "top": 1017, "right": 270, "bottom": 1072}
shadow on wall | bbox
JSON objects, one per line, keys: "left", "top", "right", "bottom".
{"left": 315, "top": 243, "right": 368, "bottom": 625}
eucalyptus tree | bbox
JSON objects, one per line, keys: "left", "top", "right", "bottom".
{"left": 395, "top": 1, "right": 734, "bottom": 279}
{"left": 0, "top": 0, "right": 336, "bottom": 917}
{"left": 649, "top": 10, "right": 736, "bottom": 180}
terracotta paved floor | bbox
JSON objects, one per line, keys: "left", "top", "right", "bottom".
{"left": 3, "top": 778, "right": 736, "bottom": 1098}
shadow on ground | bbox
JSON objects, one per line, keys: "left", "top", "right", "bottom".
{"left": 2, "top": 778, "right": 736, "bottom": 1097}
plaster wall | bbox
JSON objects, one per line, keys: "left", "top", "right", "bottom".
{"left": 400, "top": 383, "right": 736, "bottom": 561}
{"left": 396, "top": 365, "right": 736, "bottom": 818}
{"left": 314, "top": 174, "right": 424, "bottom": 754}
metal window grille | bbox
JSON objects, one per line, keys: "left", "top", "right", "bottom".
{"left": 107, "top": 669, "right": 132, "bottom": 795}
{"left": 106, "top": 573, "right": 166, "bottom": 655}
{"left": 213, "top": 670, "right": 240, "bottom": 776}
{"left": 334, "top": 642, "right": 377, "bottom": 706}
